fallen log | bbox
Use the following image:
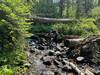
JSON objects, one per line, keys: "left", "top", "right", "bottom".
{"left": 63, "top": 59, "right": 85, "bottom": 75}
{"left": 85, "top": 69, "right": 94, "bottom": 75}
{"left": 26, "top": 17, "right": 78, "bottom": 23}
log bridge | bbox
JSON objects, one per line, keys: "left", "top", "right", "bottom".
{"left": 27, "top": 17, "right": 78, "bottom": 24}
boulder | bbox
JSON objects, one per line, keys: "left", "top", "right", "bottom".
{"left": 38, "top": 45, "right": 45, "bottom": 50}
{"left": 76, "top": 56, "right": 84, "bottom": 62}
{"left": 47, "top": 50, "right": 55, "bottom": 56}
{"left": 24, "top": 63, "right": 31, "bottom": 68}
{"left": 53, "top": 59, "right": 63, "bottom": 68}
{"left": 42, "top": 56, "right": 54, "bottom": 66}
{"left": 62, "top": 65, "right": 72, "bottom": 72}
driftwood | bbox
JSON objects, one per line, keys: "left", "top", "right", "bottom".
{"left": 27, "top": 17, "right": 78, "bottom": 23}
{"left": 85, "top": 69, "right": 94, "bottom": 75}
{"left": 63, "top": 60, "right": 94, "bottom": 75}
{"left": 63, "top": 59, "right": 85, "bottom": 75}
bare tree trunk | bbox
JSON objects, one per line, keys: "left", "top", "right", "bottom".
{"left": 59, "top": 0, "right": 65, "bottom": 17}
{"left": 98, "top": 0, "right": 100, "bottom": 6}
{"left": 66, "top": 0, "right": 70, "bottom": 17}
{"left": 76, "top": 0, "right": 81, "bottom": 19}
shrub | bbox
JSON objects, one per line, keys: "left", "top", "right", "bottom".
{"left": 52, "top": 19, "right": 99, "bottom": 37}
{"left": 91, "top": 6, "right": 100, "bottom": 18}
{"left": 31, "top": 19, "right": 99, "bottom": 37}
{"left": 0, "top": 65, "right": 13, "bottom": 75}
{"left": 0, "top": 0, "right": 30, "bottom": 74}
{"left": 31, "top": 24, "right": 52, "bottom": 33}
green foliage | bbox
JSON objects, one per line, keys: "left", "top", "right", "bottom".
{"left": 95, "top": 17, "right": 100, "bottom": 29}
{"left": 80, "top": 18, "right": 100, "bottom": 36}
{"left": 0, "top": 65, "right": 13, "bottom": 75}
{"left": 52, "top": 19, "right": 99, "bottom": 37}
{"left": 0, "top": 0, "right": 30, "bottom": 51}
{"left": 31, "top": 24, "right": 52, "bottom": 33}
{"left": 91, "top": 6, "right": 100, "bottom": 18}
{"left": 33, "top": 0, "right": 58, "bottom": 17}
{"left": 0, "top": 50, "right": 27, "bottom": 74}
{"left": 0, "top": 0, "right": 31, "bottom": 74}
{"left": 31, "top": 18, "right": 99, "bottom": 37}
{"left": 53, "top": 23, "right": 83, "bottom": 36}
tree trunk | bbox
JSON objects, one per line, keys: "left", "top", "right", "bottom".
{"left": 76, "top": 0, "right": 81, "bottom": 19}
{"left": 66, "top": 0, "right": 70, "bottom": 17}
{"left": 59, "top": 0, "right": 65, "bottom": 17}
{"left": 27, "top": 17, "right": 78, "bottom": 23}
{"left": 98, "top": 0, "right": 100, "bottom": 6}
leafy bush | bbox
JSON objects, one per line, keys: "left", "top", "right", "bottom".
{"left": 53, "top": 19, "right": 99, "bottom": 37}
{"left": 31, "top": 18, "right": 99, "bottom": 37}
{"left": 95, "top": 17, "right": 100, "bottom": 29}
{"left": 0, "top": 0, "right": 30, "bottom": 74}
{"left": 31, "top": 24, "right": 52, "bottom": 33}
{"left": 0, "top": 65, "right": 13, "bottom": 75}
{"left": 91, "top": 6, "right": 100, "bottom": 18}
{"left": 0, "top": 48, "right": 27, "bottom": 74}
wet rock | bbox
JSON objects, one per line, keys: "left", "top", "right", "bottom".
{"left": 76, "top": 56, "right": 84, "bottom": 62}
{"left": 61, "top": 61, "right": 66, "bottom": 65}
{"left": 54, "top": 71, "right": 61, "bottom": 75}
{"left": 31, "top": 41, "right": 36, "bottom": 46}
{"left": 43, "top": 61, "right": 52, "bottom": 66}
{"left": 80, "top": 45, "right": 93, "bottom": 58}
{"left": 41, "top": 70, "right": 55, "bottom": 75}
{"left": 30, "top": 49, "right": 35, "bottom": 53}
{"left": 48, "top": 50, "right": 55, "bottom": 56}
{"left": 66, "top": 49, "right": 79, "bottom": 59}
{"left": 29, "top": 35, "right": 39, "bottom": 45}
{"left": 24, "top": 63, "right": 31, "bottom": 68}
{"left": 50, "top": 30, "right": 58, "bottom": 44}
{"left": 55, "top": 51, "right": 62, "bottom": 56}
{"left": 56, "top": 44, "right": 63, "bottom": 51}
{"left": 53, "top": 60, "right": 63, "bottom": 68}
{"left": 95, "top": 71, "right": 100, "bottom": 75}
{"left": 62, "top": 65, "right": 72, "bottom": 72}
{"left": 42, "top": 56, "right": 53, "bottom": 66}
{"left": 38, "top": 45, "right": 45, "bottom": 50}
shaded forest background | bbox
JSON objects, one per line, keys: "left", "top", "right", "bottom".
{"left": 32, "top": 0, "right": 100, "bottom": 18}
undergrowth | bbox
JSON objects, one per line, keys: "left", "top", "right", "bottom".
{"left": 31, "top": 18, "right": 100, "bottom": 37}
{"left": 0, "top": 50, "right": 28, "bottom": 75}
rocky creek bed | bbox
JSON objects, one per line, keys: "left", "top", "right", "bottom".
{"left": 26, "top": 31, "right": 100, "bottom": 75}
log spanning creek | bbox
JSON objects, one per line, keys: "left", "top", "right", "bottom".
{"left": 26, "top": 31, "right": 100, "bottom": 75}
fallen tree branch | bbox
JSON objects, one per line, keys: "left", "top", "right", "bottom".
{"left": 26, "top": 17, "right": 78, "bottom": 23}
{"left": 63, "top": 59, "right": 85, "bottom": 75}
{"left": 63, "top": 59, "right": 95, "bottom": 75}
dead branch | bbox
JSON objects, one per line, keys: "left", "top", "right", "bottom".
{"left": 63, "top": 59, "right": 85, "bottom": 75}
